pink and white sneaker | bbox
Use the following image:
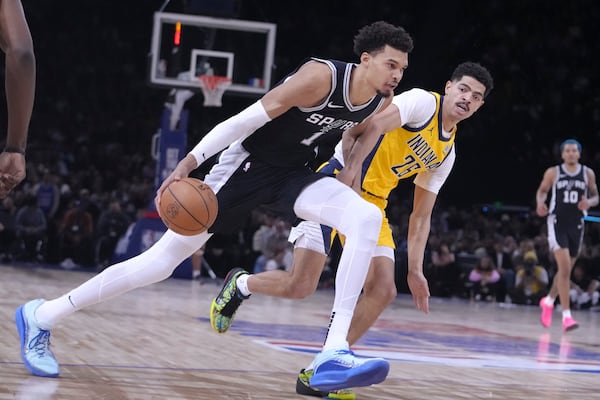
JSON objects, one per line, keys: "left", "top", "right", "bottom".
{"left": 562, "top": 317, "right": 579, "bottom": 332}
{"left": 539, "top": 297, "right": 554, "bottom": 328}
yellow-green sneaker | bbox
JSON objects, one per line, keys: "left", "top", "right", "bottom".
{"left": 210, "top": 268, "right": 250, "bottom": 333}
{"left": 296, "top": 368, "right": 356, "bottom": 400}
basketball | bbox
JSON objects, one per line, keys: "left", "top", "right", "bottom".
{"left": 159, "top": 177, "right": 218, "bottom": 235}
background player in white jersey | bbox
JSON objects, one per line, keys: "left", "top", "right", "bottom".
{"left": 210, "top": 62, "right": 494, "bottom": 399}
{"left": 15, "top": 21, "right": 413, "bottom": 391}
{"left": 0, "top": 0, "right": 35, "bottom": 198}
{"left": 536, "top": 139, "right": 598, "bottom": 332}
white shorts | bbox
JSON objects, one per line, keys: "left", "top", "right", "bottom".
{"left": 289, "top": 220, "right": 394, "bottom": 261}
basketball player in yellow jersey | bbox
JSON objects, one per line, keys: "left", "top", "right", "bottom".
{"left": 212, "top": 61, "right": 493, "bottom": 398}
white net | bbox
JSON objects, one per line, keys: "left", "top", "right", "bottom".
{"left": 197, "top": 75, "right": 231, "bottom": 107}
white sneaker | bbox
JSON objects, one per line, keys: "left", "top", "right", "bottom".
{"left": 15, "top": 299, "right": 60, "bottom": 377}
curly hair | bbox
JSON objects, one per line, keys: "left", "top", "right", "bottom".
{"left": 451, "top": 62, "right": 495, "bottom": 98}
{"left": 353, "top": 21, "right": 414, "bottom": 56}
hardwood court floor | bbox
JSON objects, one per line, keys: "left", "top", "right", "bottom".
{"left": 1, "top": 264, "right": 599, "bottom": 399}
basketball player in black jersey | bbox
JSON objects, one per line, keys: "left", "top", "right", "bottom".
{"left": 536, "top": 139, "right": 599, "bottom": 332}
{"left": 0, "top": 0, "right": 35, "bottom": 198}
{"left": 15, "top": 21, "right": 413, "bottom": 392}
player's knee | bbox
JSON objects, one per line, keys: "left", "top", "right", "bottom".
{"left": 344, "top": 199, "right": 382, "bottom": 240}
{"left": 359, "top": 201, "right": 382, "bottom": 224}
{"left": 380, "top": 281, "right": 398, "bottom": 304}
{"left": 365, "top": 278, "right": 397, "bottom": 305}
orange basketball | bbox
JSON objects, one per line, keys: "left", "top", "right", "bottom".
{"left": 159, "top": 177, "right": 218, "bottom": 235}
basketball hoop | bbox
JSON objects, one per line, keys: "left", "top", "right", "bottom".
{"left": 197, "top": 75, "right": 231, "bottom": 107}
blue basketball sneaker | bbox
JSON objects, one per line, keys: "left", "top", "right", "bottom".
{"left": 15, "top": 299, "right": 60, "bottom": 377}
{"left": 309, "top": 348, "right": 389, "bottom": 392}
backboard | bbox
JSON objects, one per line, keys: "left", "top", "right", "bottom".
{"left": 148, "top": 12, "right": 277, "bottom": 97}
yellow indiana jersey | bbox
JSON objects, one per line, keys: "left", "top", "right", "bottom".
{"left": 361, "top": 91, "right": 455, "bottom": 209}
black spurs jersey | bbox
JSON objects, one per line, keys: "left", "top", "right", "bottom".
{"left": 549, "top": 163, "right": 589, "bottom": 221}
{"left": 241, "top": 58, "right": 386, "bottom": 167}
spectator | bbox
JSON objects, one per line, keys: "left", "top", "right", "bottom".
{"left": 32, "top": 170, "right": 61, "bottom": 263}
{"left": 491, "top": 235, "right": 516, "bottom": 302}
{"left": 429, "top": 240, "right": 460, "bottom": 297}
{"left": 250, "top": 211, "right": 278, "bottom": 273}
{"left": 513, "top": 238, "right": 536, "bottom": 266}
{"left": 94, "top": 199, "right": 131, "bottom": 269}
{"left": 263, "top": 219, "right": 293, "bottom": 272}
{"left": 0, "top": 196, "right": 18, "bottom": 261}
{"left": 468, "top": 254, "right": 501, "bottom": 301}
{"left": 33, "top": 170, "right": 60, "bottom": 220}
{"left": 569, "top": 263, "right": 600, "bottom": 310}
{"left": 58, "top": 199, "right": 94, "bottom": 268}
{"left": 15, "top": 193, "right": 47, "bottom": 262}
{"left": 77, "top": 188, "right": 101, "bottom": 222}
{"left": 511, "top": 251, "right": 549, "bottom": 305}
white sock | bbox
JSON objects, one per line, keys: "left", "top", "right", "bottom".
{"left": 544, "top": 296, "right": 555, "bottom": 306}
{"left": 35, "top": 294, "right": 76, "bottom": 330}
{"left": 305, "top": 360, "right": 316, "bottom": 371}
{"left": 323, "top": 310, "right": 352, "bottom": 351}
{"left": 236, "top": 273, "right": 251, "bottom": 296}
{"left": 562, "top": 309, "right": 572, "bottom": 320}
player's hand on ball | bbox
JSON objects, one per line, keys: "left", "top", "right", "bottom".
{"left": 155, "top": 154, "right": 199, "bottom": 213}
{"left": 407, "top": 270, "right": 430, "bottom": 314}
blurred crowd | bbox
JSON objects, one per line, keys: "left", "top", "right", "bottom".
{"left": 3, "top": 164, "right": 600, "bottom": 311}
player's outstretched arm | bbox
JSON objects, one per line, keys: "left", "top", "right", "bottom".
{"left": 406, "top": 185, "right": 436, "bottom": 314}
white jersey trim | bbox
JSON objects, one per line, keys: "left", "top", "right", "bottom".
{"left": 413, "top": 145, "right": 455, "bottom": 194}
{"left": 392, "top": 88, "right": 438, "bottom": 129}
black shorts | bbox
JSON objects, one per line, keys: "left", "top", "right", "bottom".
{"left": 204, "top": 142, "right": 326, "bottom": 234}
{"left": 547, "top": 215, "right": 584, "bottom": 257}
